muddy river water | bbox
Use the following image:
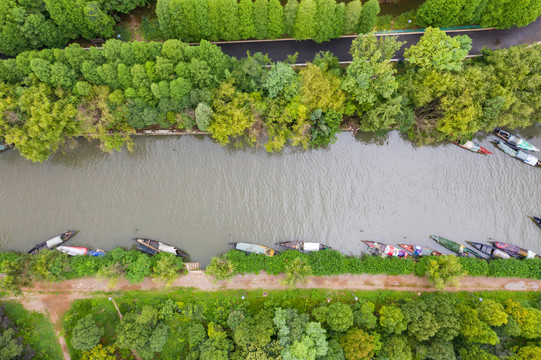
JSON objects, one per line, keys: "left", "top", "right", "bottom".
{"left": 1, "top": 130, "right": 540, "bottom": 264}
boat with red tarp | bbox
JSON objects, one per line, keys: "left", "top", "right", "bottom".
{"left": 362, "top": 241, "right": 408, "bottom": 258}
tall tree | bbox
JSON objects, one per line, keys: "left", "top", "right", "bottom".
{"left": 313, "top": 0, "right": 336, "bottom": 43}
{"left": 284, "top": 0, "right": 299, "bottom": 35}
{"left": 294, "top": 0, "right": 317, "bottom": 39}
{"left": 238, "top": 0, "right": 256, "bottom": 39}
{"left": 357, "top": 0, "right": 379, "bottom": 34}
{"left": 253, "top": 0, "right": 269, "bottom": 39}
{"left": 267, "top": 0, "right": 285, "bottom": 39}
{"left": 343, "top": 0, "right": 362, "bottom": 34}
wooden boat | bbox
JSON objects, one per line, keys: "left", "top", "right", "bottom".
{"left": 490, "top": 241, "right": 540, "bottom": 259}
{"left": 398, "top": 244, "right": 442, "bottom": 257}
{"left": 362, "top": 241, "right": 408, "bottom": 258}
{"left": 0, "top": 141, "right": 13, "bottom": 153}
{"left": 453, "top": 140, "right": 492, "bottom": 154}
{"left": 133, "top": 238, "right": 188, "bottom": 257}
{"left": 494, "top": 128, "right": 539, "bottom": 152}
{"left": 56, "top": 246, "right": 106, "bottom": 256}
{"left": 534, "top": 216, "right": 541, "bottom": 229}
{"left": 466, "top": 241, "right": 510, "bottom": 259}
{"left": 430, "top": 236, "right": 485, "bottom": 258}
{"left": 28, "top": 231, "right": 78, "bottom": 255}
{"left": 230, "top": 242, "right": 275, "bottom": 256}
{"left": 276, "top": 241, "right": 330, "bottom": 252}
{"left": 493, "top": 140, "right": 541, "bottom": 167}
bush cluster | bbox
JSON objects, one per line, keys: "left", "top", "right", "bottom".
{"left": 222, "top": 249, "right": 541, "bottom": 280}
{"left": 0, "top": 248, "right": 185, "bottom": 294}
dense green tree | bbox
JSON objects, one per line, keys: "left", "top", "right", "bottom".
{"left": 151, "top": 252, "right": 184, "bottom": 285}
{"left": 284, "top": 0, "right": 299, "bottom": 35}
{"left": 267, "top": 0, "right": 285, "bottom": 39}
{"left": 340, "top": 328, "right": 375, "bottom": 360}
{"left": 357, "top": 0, "right": 379, "bottom": 34}
{"left": 299, "top": 64, "right": 345, "bottom": 114}
{"left": 458, "top": 345, "right": 498, "bottom": 360}
{"left": 313, "top": 0, "right": 336, "bottom": 43}
{"left": 416, "top": 0, "right": 484, "bottom": 28}
{"left": 282, "top": 322, "right": 328, "bottom": 360}
{"left": 379, "top": 305, "right": 407, "bottom": 335}
{"left": 195, "top": 102, "right": 214, "bottom": 131}
{"left": 263, "top": 62, "right": 299, "bottom": 100}
{"left": 253, "top": 0, "right": 269, "bottom": 39}
{"left": 71, "top": 315, "right": 104, "bottom": 351}
{"left": 206, "top": 255, "right": 235, "bottom": 280}
{"left": 333, "top": 3, "right": 345, "bottom": 38}
{"left": 424, "top": 338, "right": 456, "bottom": 360}
{"left": 238, "top": 0, "right": 256, "bottom": 39}
{"left": 343, "top": 0, "right": 362, "bottom": 34}
{"left": 458, "top": 304, "right": 499, "bottom": 345}
{"left": 404, "top": 27, "right": 471, "bottom": 72}
{"left": 294, "top": 0, "right": 317, "bottom": 39}
{"left": 125, "top": 252, "right": 151, "bottom": 283}
{"left": 478, "top": 299, "right": 508, "bottom": 327}
{"left": 0, "top": 328, "right": 23, "bottom": 360}
{"left": 377, "top": 335, "right": 412, "bottom": 360}
{"left": 353, "top": 301, "right": 377, "bottom": 330}
{"left": 283, "top": 257, "right": 312, "bottom": 286}
{"left": 426, "top": 255, "right": 465, "bottom": 289}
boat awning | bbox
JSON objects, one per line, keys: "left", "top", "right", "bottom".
{"left": 236, "top": 243, "right": 266, "bottom": 255}
{"left": 304, "top": 242, "right": 321, "bottom": 251}
{"left": 45, "top": 236, "right": 63, "bottom": 248}
{"left": 516, "top": 151, "right": 538, "bottom": 166}
{"left": 158, "top": 242, "right": 177, "bottom": 254}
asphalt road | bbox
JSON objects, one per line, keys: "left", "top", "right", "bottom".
{"left": 216, "top": 17, "right": 541, "bottom": 63}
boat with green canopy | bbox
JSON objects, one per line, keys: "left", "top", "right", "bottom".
{"left": 430, "top": 235, "right": 485, "bottom": 258}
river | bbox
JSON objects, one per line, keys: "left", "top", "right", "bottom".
{"left": 1, "top": 130, "right": 540, "bottom": 264}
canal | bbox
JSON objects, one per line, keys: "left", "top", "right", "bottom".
{"left": 1, "top": 130, "right": 540, "bottom": 264}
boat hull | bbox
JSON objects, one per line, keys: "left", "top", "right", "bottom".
{"left": 454, "top": 140, "right": 492, "bottom": 155}
{"left": 362, "top": 241, "right": 408, "bottom": 258}
{"left": 494, "top": 128, "right": 539, "bottom": 152}
{"left": 28, "top": 230, "right": 78, "bottom": 255}
{"left": 133, "top": 238, "right": 188, "bottom": 257}
{"left": 466, "top": 242, "right": 510, "bottom": 259}
{"left": 276, "top": 241, "right": 330, "bottom": 252}
{"left": 398, "top": 244, "right": 442, "bottom": 257}
{"left": 231, "top": 242, "right": 275, "bottom": 256}
{"left": 490, "top": 241, "right": 540, "bottom": 259}
{"left": 430, "top": 236, "right": 484, "bottom": 258}
{"left": 534, "top": 216, "right": 541, "bottom": 229}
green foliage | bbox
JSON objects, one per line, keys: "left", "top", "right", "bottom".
{"left": 283, "top": 257, "right": 312, "bottom": 286}
{"left": 151, "top": 252, "right": 184, "bottom": 285}
{"left": 340, "top": 328, "right": 375, "bottom": 360}
{"left": 478, "top": 299, "right": 508, "bottom": 327}
{"left": 426, "top": 255, "right": 464, "bottom": 290}
{"left": 313, "top": 0, "right": 336, "bottom": 43}
{"left": 238, "top": 0, "right": 256, "bottom": 39}
{"left": 71, "top": 315, "right": 104, "bottom": 351}
{"left": 206, "top": 255, "right": 235, "bottom": 281}
{"left": 267, "top": 0, "right": 285, "bottom": 39}
{"left": 195, "top": 102, "right": 213, "bottom": 131}
{"left": 294, "top": 0, "right": 317, "bottom": 39}
{"left": 379, "top": 305, "right": 407, "bottom": 334}
{"left": 357, "top": 0, "right": 379, "bottom": 34}
{"left": 125, "top": 252, "right": 152, "bottom": 283}
{"left": 344, "top": 0, "right": 362, "bottom": 34}
{"left": 253, "top": 0, "right": 269, "bottom": 39}
{"left": 405, "top": 27, "right": 472, "bottom": 72}
{"left": 326, "top": 303, "right": 354, "bottom": 332}
{"left": 284, "top": 0, "right": 299, "bottom": 35}
{"left": 30, "top": 249, "right": 69, "bottom": 281}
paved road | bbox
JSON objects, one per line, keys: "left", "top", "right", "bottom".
{"left": 216, "top": 17, "right": 541, "bottom": 63}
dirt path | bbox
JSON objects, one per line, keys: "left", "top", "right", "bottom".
{"left": 10, "top": 272, "right": 541, "bottom": 360}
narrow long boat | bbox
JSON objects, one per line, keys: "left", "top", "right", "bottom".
{"left": 230, "top": 242, "right": 275, "bottom": 256}
{"left": 430, "top": 236, "right": 485, "bottom": 258}
{"left": 276, "top": 241, "right": 330, "bottom": 252}
{"left": 398, "top": 244, "right": 442, "bottom": 257}
{"left": 28, "top": 231, "right": 78, "bottom": 255}
{"left": 534, "top": 216, "right": 541, "bottom": 229}
{"left": 133, "top": 238, "right": 189, "bottom": 257}
{"left": 494, "top": 128, "right": 539, "bottom": 152}
{"left": 362, "top": 241, "right": 408, "bottom": 258}
{"left": 493, "top": 140, "right": 541, "bottom": 167}
{"left": 56, "top": 246, "right": 106, "bottom": 256}
{"left": 490, "top": 241, "right": 540, "bottom": 259}
{"left": 466, "top": 241, "right": 511, "bottom": 259}
{"left": 453, "top": 140, "right": 492, "bottom": 154}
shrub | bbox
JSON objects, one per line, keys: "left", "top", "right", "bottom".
{"left": 206, "top": 255, "right": 235, "bottom": 281}
{"left": 195, "top": 102, "right": 213, "bottom": 131}
{"left": 283, "top": 257, "right": 312, "bottom": 286}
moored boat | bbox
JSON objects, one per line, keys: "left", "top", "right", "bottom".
{"left": 490, "top": 241, "right": 540, "bottom": 259}
{"left": 398, "top": 244, "right": 442, "bottom": 257}
{"left": 28, "top": 231, "right": 78, "bottom": 255}
{"left": 466, "top": 241, "right": 510, "bottom": 259}
{"left": 133, "top": 238, "right": 189, "bottom": 257}
{"left": 534, "top": 216, "right": 541, "bottom": 229}
{"left": 453, "top": 140, "right": 492, "bottom": 154}
{"left": 430, "top": 235, "right": 485, "bottom": 258}
{"left": 494, "top": 128, "right": 539, "bottom": 152}
{"left": 230, "top": 242, "right": 275, "bottom": 256}
{"left": 56, "top": 246, "right": 106, "bottom": 256}
{"left": 0, "top": 141, "right": 13, "bottom": 153}
{"left": 493, "top": 140, "right": 541, "bottom": 167}
{"left": 362, "top": 241, "right": 408, "bottom": 258}
{"left": 276, "top": 241, "right": 330, "bottom": 252}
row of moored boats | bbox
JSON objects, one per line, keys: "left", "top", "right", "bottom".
{"left": 22, "top": 217, "right": 541, "bottom": 261}
{"left": 456, "top": 128, "right": 540, "bottom": 167}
